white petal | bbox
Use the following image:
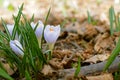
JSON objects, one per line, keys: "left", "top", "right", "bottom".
{"left": 35, "top": 20, "right": 44, "bottom": 38}
{"left": 54, "top": 25, "right": 60, "bottom": 34}
{"left": 45, "top": 25, "right": 51, "bottom": 31}
{"left": 45, "top": 31, "right": 59, "bottom": 43}
{"left": 31, "top": 20, "right": 44, "bottom": 38}
{"left": 44, "top": 25, "right": 61, "bottom": 44}
{"left": 7, "top": 24, "right": 19, "bottom": 40}
{"left": 14, "top": 40, "right": 23, "bottom": 50}
{"left": 10, "top": 40, "right": 24, "bottom": 56}
{"left": 7, "top": 24, "right": 14, "bottom": 36}
{"left": 30, "top": 22, "right": 35, "bottom": 29}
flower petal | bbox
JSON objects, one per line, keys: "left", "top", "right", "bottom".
{"left": 44, "top": 25, "right": 60, "bottom": 43}
{"left": 10, "top": 40, "right": 24, "bottom": 56}
{"left": 7, "top": 24, "right": 14, "bottom": 36}
{"left": 7, "top": 24, "right": 20, "bottom": 40}
{"left": 31, "top": 20, "right": 44, "bottom": 38}
{"left": 35, "top": 20, "right": 44, "bottom": 38}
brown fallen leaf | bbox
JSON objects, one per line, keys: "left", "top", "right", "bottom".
{"left": 94, "top": 32, "right": 115, "bottom": 54}
{"left": 83, "top": 24, "right": 98, "bottom": 40}
{"left": 53, "top": 49, "right": 71, "bottom": 59}
{"left": 84, "top": 54, "right": 110, "bottom": 63}
{"left": 95, "top": 25, "right": 109, "bottom": 33}
{"left": 49, "top": 58, "right": 63, "bottom": 69}
{"left": 41, "top": 65, "right": 54, "bottom": 76}
{"left": 87, "top": 73, "right": 113, "bottom": 80}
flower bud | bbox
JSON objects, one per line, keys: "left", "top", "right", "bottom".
{"left": 31, "top": 20, "right": 44, "bottom": 38}
{"left": 31, "top": 20, "right": 44, "bottom": 47}
{"left": 7, "top": 24, "right": 19, "bottom": 40}
{"left": 10, "top": 40, "right": 24, "bottom": 57}
{"left": 7, "top": 24, "right": 14, "bottom": 36}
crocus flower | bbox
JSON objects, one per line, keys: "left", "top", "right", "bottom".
{"left": 10, "top": 40, "right": 24, "bottom": 57}
{"left": 7, "top": 24, "right": 19, "bottom": 40}
{"left": 31, "top": 20, "right": 44, "bottom": 47}
{"left": 44, "top": 25, "right": 60, "bottom": 53}
{"left": 7, "top": 24, "right": 14, "bottom": 36}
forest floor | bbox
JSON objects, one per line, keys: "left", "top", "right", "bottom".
{"left": 0, "top": 0, "right": 120, "bottom": 80}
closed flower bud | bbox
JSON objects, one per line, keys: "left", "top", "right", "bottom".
{"left": 10, "top": 40, "right": 24, "bottom": 57}
{"left": 7, "top": 24, "right": 19, "bottom": 40}
{"left": 31, "top": 20, "right": 44, "bottom": 47}
{"left": 7, "top": 24, "right": 14, "bottom": 36}
{"left": 31, "top": 20, "right": 44, "bottom": 38}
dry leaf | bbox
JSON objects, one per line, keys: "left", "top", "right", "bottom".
{"left": 94, "top": 33, "right": 115, "bottom": 54}
{"left": 49, "top": 58, "right": 63, "bottom": 69}
{"left": 87, "top": 73, "right": 113, "bottom": 80}
{"left": 41, "top": 65, "right": 54, "bottom": 76}
{"left": 84, "top": 54, "right": 110, "bottom": 63}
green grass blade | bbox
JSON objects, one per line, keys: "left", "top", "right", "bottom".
{"left": 74, "top": 57, "right": 81, "bottom": 77}
{"left": 1, "top": 18, "right": 11, "bottom": 41}
{"left": 33, "top": 22, "right": 39, "bottom": 31}
{"left": 0, "top": 31, "right": 9, "bottom": 40}
{"left": 109, "top": 7, "right": 115, "bottom": 35}
{"left": 117, "top": 13, "right": 120, "bottom": 31}
{"left": 44, "top": 7, "right": 51, "bottom": 25}
{"left": 0, "top": 68, "right": 13, "bottom": 80}
{"left": 0, "top": 62, "right": 6, "bottom": 72}
{"left": 87, "top": 10, "right": 91, "bottom": 24}
{"left": 25, "top": 70, "right": 32, "bottom": 80}
{"left": 12, "top": 4, "right": 23, "bottom": 39}
{"left": 41, "top": 7, "right": 51, "bottom": 49}
{"left": 30, "top": 14, "right": 34, "bottom": 22}
{"left": 20, "top": 25, "right": 37, "bottom": 71}
{"left": 104, "top": 37, "right": 120, "bottom": 71}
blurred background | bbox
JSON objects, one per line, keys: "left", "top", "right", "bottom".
{"left": 0, "top": 0, "right": 120, "bottom": 26}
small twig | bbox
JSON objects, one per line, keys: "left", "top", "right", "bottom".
{"left": 58, "top": 56, "right": 120, "bottom": 79}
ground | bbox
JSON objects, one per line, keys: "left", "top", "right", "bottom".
{"left": 0, "top": 0, "right": 120, "bottom": 80}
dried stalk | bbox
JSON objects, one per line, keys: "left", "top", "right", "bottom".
{"left": 58, "top": 56, "right": 120, "bottom": 79}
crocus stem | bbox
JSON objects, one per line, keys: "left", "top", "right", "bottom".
{"left": 48, "top": 43, "right": 54, "bottom": 59}
{"left": 38, "top": 37, "right": 42, "bottom": 48}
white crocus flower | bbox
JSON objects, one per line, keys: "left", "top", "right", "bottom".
{"left": 44, "top": 25, "right": 60, "bottom": 53}
{"left": 31, "top": 20, "right": 44, "bottom": 48}
{"left": 7, "top": 24, "right": 19, "bottom": 40}
{"left": 10, "top": 40, "right": 24, "bottom": 57}
{"left": 7, "top": 24, "right": 14, "bottom": 36}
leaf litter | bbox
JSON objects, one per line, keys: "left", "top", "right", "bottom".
{"left": 0, "top": 0, "right": 120, "bottom": 80}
